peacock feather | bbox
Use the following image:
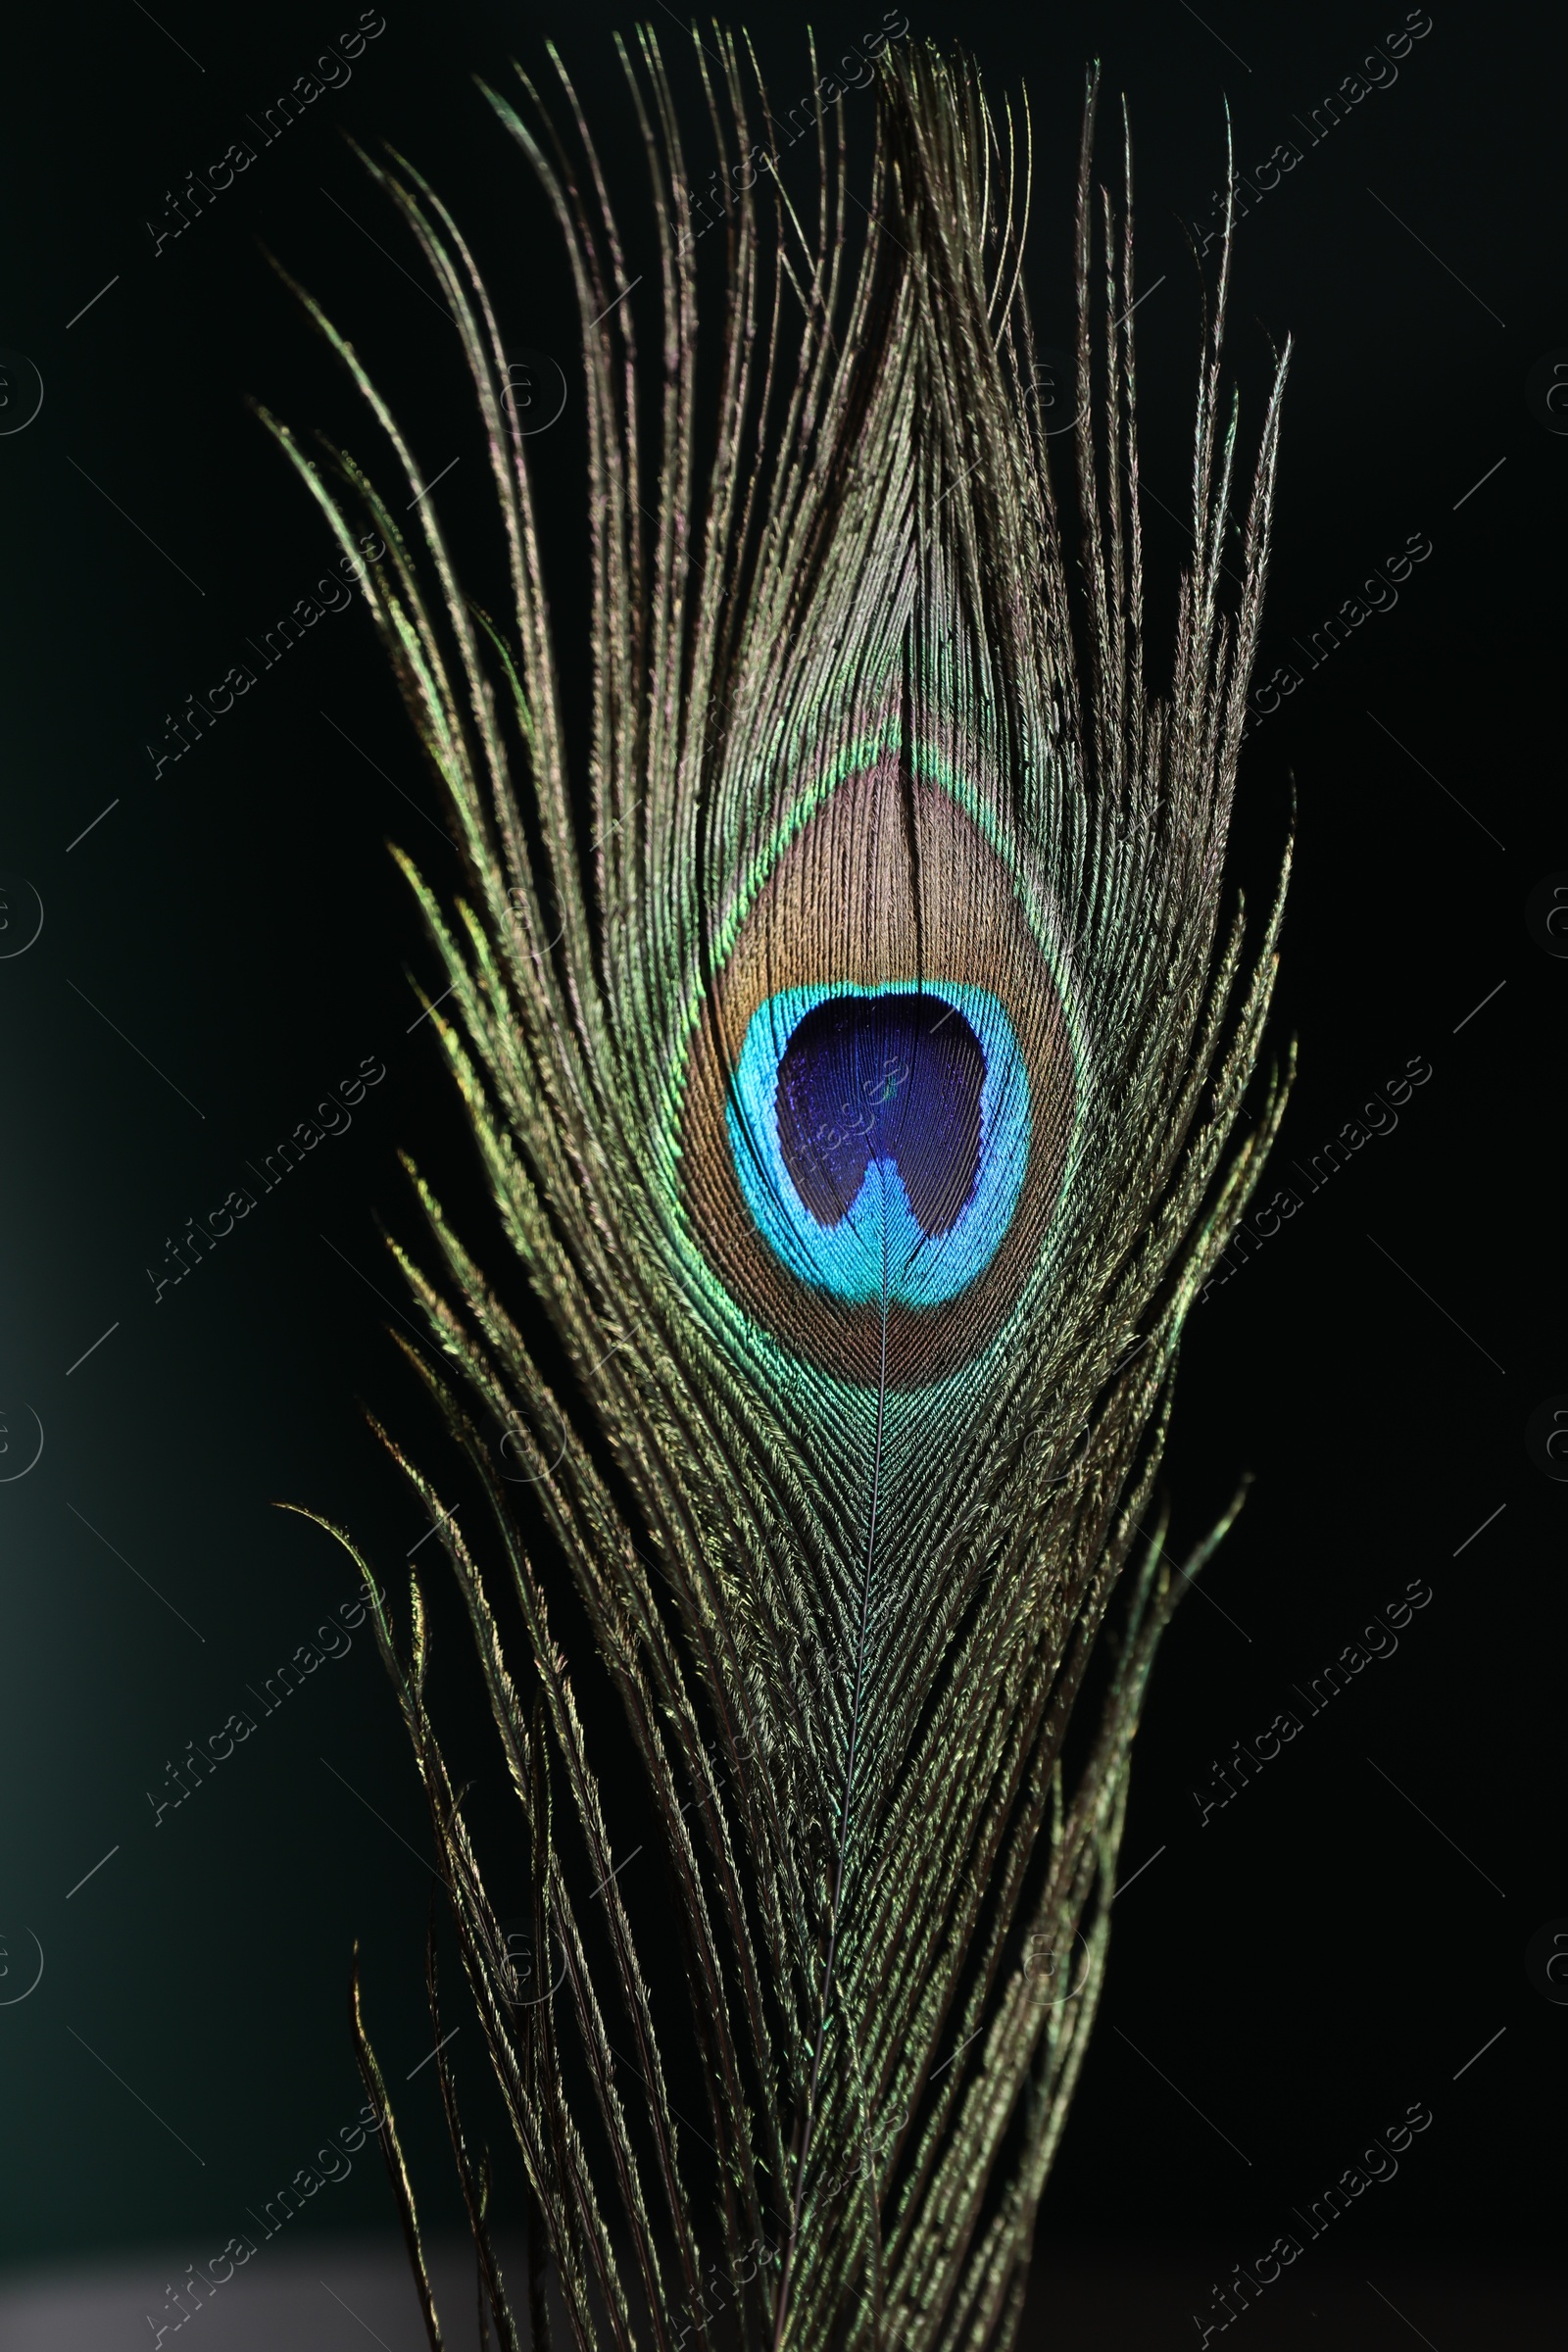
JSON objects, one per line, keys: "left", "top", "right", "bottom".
{"left": 268, "top": 27, "right": 1290, "bottom": 2350}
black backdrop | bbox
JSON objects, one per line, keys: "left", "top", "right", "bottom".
{"left": 0, "top": 0, "right": 1557, "bottom": 2336}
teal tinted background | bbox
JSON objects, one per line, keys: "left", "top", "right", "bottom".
{"left": 0, "top": 0, "right": 1559, "bottom": 2315}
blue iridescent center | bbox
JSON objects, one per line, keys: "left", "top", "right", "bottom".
{"left": 726, "top": 983, "right": 1032, "bottom": 1306}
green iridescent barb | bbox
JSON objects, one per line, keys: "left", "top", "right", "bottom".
{"left": 268, "top": 27, "right": 1290, "bottom": 2350}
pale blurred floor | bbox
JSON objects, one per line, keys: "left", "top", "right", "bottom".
{"left": 0, "top": 2239, "right": 497, "bottom": 2352}
{"left": 0, "top": 2237, "right": 1561, "bottom": 2348}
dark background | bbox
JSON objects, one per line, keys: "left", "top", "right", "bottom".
{"left": 0, "top": 0, "right": 1557, "bottom": 2340}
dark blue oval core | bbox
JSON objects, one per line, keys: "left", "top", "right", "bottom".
{"left": 775, "top": 993, "right": 986, "bottom": 1235}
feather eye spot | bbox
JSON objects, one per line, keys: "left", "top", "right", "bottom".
{"left": 672, "top": 750, "right": 1079, "bottom": 1387}
{"left": 728, "top": 983, "right": 1031, "bottom": 1307}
